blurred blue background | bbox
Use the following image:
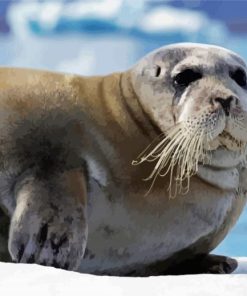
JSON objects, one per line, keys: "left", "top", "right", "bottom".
{"left": 0, "top": 0, "right": 246, "bottom": 257}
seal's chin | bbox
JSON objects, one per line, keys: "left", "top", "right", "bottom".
{"left": 200, "top": 147, "right": 246, "bottom": 169}
{"left": 201, "top": 130, "right": 247, "bottom": 169}
{"left": 197, "top": 134, "right": 246, "bottom": 190}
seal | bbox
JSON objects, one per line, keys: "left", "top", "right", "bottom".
{"left": 0, "top": 43, "right": 246, "bottom": 275}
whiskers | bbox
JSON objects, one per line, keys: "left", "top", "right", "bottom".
{"left": 132, "top": 124, "right": 207, "bottom": 198}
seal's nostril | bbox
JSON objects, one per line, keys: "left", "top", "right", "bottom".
{"left": 214, "top": 96, "right": 233, "bottom": 116}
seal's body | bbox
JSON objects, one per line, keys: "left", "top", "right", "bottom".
{"left": 0, "top": 43, "right": 246, "bottom": 275}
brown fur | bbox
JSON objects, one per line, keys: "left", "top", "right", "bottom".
{"left": 0, "top": 42, "right": 246, "bottom": 274}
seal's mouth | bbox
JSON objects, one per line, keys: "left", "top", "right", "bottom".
{"left": 132, "top": 122, "right": 247, "bottom": 197}
{"left": 205, "top": 131, "right": 245, "bottom": 152}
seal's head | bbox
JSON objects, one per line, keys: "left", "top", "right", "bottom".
{"left": 131, "top": 43, "right": 247, "bottom": 195}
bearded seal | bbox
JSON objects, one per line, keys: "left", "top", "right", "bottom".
{"left": 0, "top": 43, "right": 246, "bottom": 275}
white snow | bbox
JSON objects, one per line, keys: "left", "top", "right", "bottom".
{"left": 0, "top": 258, "right": 246, "bottom": 295}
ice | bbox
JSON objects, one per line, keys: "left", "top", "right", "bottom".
{"left": 2, "top": 0, "right": 228, "bottom": 76}
{"left": 0, "top": 259, "right": 246, "bottom": 295}
{"left": 7, "top": 0, "right": 226, "bottom": 41}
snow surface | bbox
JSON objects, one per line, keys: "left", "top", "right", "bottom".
{"left": 0, "top": 258, "right": 246, "bottom": 295}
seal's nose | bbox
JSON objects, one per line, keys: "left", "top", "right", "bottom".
{"left": 214, "top": 96, "right": 234, "bottom": 116}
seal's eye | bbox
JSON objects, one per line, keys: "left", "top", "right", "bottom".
{"left": 173, "top": 69, "right": 202, "bottom": 88}
{"left": 230, "top": 68, "right": 247, "bottom": 87}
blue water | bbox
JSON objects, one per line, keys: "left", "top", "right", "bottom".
{"left": 0, "top": 0, "right": 246, "bottom": 257}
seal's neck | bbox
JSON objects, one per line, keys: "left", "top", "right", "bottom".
{"left": 118, "top": 71, "right": 161, "bottom": 139}
{"left": 74, "top": 71, "right": 160, "bottom": 145}
{"left": 73, "top": 71, "right": 162, "bottom": 185}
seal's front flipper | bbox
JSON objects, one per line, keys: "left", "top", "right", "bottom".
{"left": 166, "top": 254, "right": 238, "bottom": 275}
{"left": 8, "top": 168, "right": 88, "bottom": 271}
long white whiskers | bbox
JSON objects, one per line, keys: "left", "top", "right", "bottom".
{"left": 132, "top": 123, "right": 207, "bottom": 198}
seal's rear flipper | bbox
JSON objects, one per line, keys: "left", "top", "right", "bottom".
{"left": 165, "top": 254, "right": 238, "bottom": 275}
